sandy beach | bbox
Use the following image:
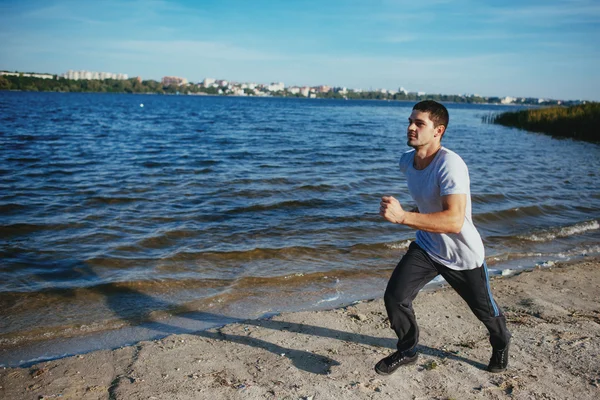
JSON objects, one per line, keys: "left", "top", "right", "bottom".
{"left": 1, "top": 258, "right": 599, "bottom": 400}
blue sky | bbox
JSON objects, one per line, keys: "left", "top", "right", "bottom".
{"left": 1, "top": 0, "right": 599, "bottom": 100}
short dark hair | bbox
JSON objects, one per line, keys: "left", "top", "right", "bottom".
{"left": 412, "top": 100, "right": 449, "bottom": 129}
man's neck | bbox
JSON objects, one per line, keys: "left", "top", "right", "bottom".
{"left": 413, "top": 144, "right": 442, "bottom": 170}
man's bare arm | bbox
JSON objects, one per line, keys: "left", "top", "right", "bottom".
{"left": 379, "top": 194, "right": 465, "bottom": 234}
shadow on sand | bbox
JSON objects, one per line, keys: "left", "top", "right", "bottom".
{"left": 16, "top": 258, "right": 487, "bottom": 373}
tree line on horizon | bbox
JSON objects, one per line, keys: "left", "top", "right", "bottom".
{"left": 484, "top": 103, "right": 600, "bottom": 142}
{"left": 0, "top": 74, "right": 585, "bottom": 107}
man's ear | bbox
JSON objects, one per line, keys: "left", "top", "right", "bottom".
{"left": 435, "top": 125, "right": 446, "bottom": 137}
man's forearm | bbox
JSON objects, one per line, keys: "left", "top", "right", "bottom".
{"left": 380, "top": 194, "right": 466, "bottom": 234}
{"left": 400, "top": 210, "right": 464, "bottom": 234}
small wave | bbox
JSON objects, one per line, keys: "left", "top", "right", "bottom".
{"left": 486, "top": 244, "right": 600, "bottom": 268}
{"left": 474, "top": 204, "right": 566, "bottom": 224}
{"left": 335, "top": 131, "right": 364, "bottom": 137}
{"left": 133, "top": 228, "right": 198, "bottom": 249}
{"left": 141, "top": 161, "right": 169, "bottom": 168}
{"left": 315, "top": 294, "right": 341, "bottom": 304}
{"left": 315, "top": 278, "right": 341, "bottom": 305}
{"left": 258, "top": 164, "right": 281, "bottom": 169}
{"left": 517, "top": 220, "right": 599, "bottom": 242}
{"left": 226, "top": 198, "right": 328, "bottom": 214}
{"left": 254, "top": 127, "right": 279, "bottom": 133}
{"left": 579, "top": 245, "right": 600, "bottom": 256}
{"left": 5, "top": 157, "right": 42, "bottom": 163}
{"left": 293, "top": 184, "right": 336, "bottom": 192}
{"left": 0, "top": 203, "right": 29, "bottom": 215}
{"left": 15, "top": 134, "right": 38, "bottom": 141}
{"left": 170, "top": 245, "right": 324, "bottom": 262}
{"left": 1, "top": 222, "right": 87, "bottom": 237}
{"left": 344, "top": 240, "right": 412, "bottom": 254}
{"left": 384, "top": 240, "right": 412, "bottom": 250}
{"left": 487, "top": 252, "right": 544, "bottom": 264}
{"left": 25, "top": 169, "right": 76, "bottom": 177}
{"left": 471, "top": 192, "right": 507, "bottom": 204}
{"left": 195, "top": 159, "right": 219, "bottom": 167}
{"left": 343, "top": 122, "right": 368, "bottom": 128}
{"left": 229, "top": 177, "right": 295, "bottom": 186}
{"left": 85, "top": 196, "right": 146, "bottom": 205}
{"left": 312, "top": 160, "right": 335, "bottom": 166}
{"left": 232, "top": 268, "right": 390, "bottom": 290}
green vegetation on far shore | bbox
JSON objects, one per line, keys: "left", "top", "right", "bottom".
{"left": 485, "top": 103, "right": 600, "bottom": 142}
{"left": 0, "top": 73, "right": 583, "bottom": 106}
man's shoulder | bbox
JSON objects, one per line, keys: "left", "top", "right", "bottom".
{"left": 435, "top": 147, "right": 469, "bottom": 178}
{"left": 438, "top": 147, "right": 462, "bottom": 159}
{"left": 398, "top": 150, "right": 415, "bottom": 171}
{"left": 400, "top": 149, "right": 416, "bottom": 160}
{"left": 437, "top": 147, "right": 467, "bottom": 166}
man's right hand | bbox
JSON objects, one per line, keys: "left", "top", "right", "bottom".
{"left": 380, "top": 196, "right": 406, "bottom": 224}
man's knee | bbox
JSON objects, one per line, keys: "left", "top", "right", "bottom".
{"left": 384, "top": 285, "right": 413, "bottom": 307}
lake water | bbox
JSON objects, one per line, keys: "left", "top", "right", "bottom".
{"left": 1, "top": 92, "right": 599, "bottom": 366}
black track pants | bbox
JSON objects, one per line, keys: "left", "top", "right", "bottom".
{"left": 384, "top": 242, "right": 511, "bottom": 352}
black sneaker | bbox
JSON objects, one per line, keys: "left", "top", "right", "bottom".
{"left": 374, "top": 349, "right": 418, "bottom": 375}
{"left": 487, "top": 341, "right": 510, "bottom": 373}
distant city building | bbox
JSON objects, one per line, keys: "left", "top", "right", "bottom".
{"left": 266, "top": 82, "right": 285, "bottom": 92}
{"left": 300, "top": 87, "right": 311, "bottom": 97}
{"left": 61, "top": 70, "right": 128, "bottom": 80}
{"left": 202, "top": 78, "right": 216, "bottom": 87}
{"left": 501, "top": 96, "right": 516, "bottom": 104}
{"left": 288, "top": 87, "right": 301, "bottom": 95}
{"left": 399, "top": 87, "right": 408, "bottom": 95}
{"left": 162, "top": 76, "right": 188, "bottom": 86}
{"left": 314, "top": 85, "right": 330, "bottom": 93}
{"left": 0, "top": 71, "right": 54, "bottom": 79}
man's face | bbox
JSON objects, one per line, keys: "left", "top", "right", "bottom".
{"left": 406, "top": 110, "right": 442, "bottom": 148}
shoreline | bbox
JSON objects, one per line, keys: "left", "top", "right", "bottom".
{"left": 0, "top": 251, "right": 596, "bottom": 369}
{"left": 2, "top": 257, "right": 599, "bottom": 399}
{"left": 1, "top": 251, "right": 591, "bottom": 369}
{"left": 0, "top": 90, "right": 578, "bottom": 106}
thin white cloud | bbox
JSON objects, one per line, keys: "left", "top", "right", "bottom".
{"left": 383, "top": 35, "right": 416, "bottom": 43}
{"left": 309, "top": 49, "right": 561, "bottom": 77}
{"left": 21, "top": 3, "right": 107, "bottom": 25}
{"left": 18, "top": 0, "right": 206, "bottom": 26}
{"left": 482, "top": 2, "right": 600, "bottom": 25}
{"left": 439, "top": 32, "right": 541, "bottom": 41}
{"left": 111, "top": 40, "right": 286, "bottom": 62}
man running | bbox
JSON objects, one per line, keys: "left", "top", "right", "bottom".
{"left": 376, "top": 100, "right": 511, "bottom": 375}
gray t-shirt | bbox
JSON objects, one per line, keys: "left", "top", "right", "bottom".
{"left": 399, "top": 147, "right": 484, "bottom": 270}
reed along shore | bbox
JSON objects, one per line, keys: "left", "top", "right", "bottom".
{"left": 486, "top": 102, "right": 600, "bottom": 142}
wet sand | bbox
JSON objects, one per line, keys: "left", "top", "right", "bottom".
{"left": 1, "top": 258, "right": 599, "bottom": 400}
